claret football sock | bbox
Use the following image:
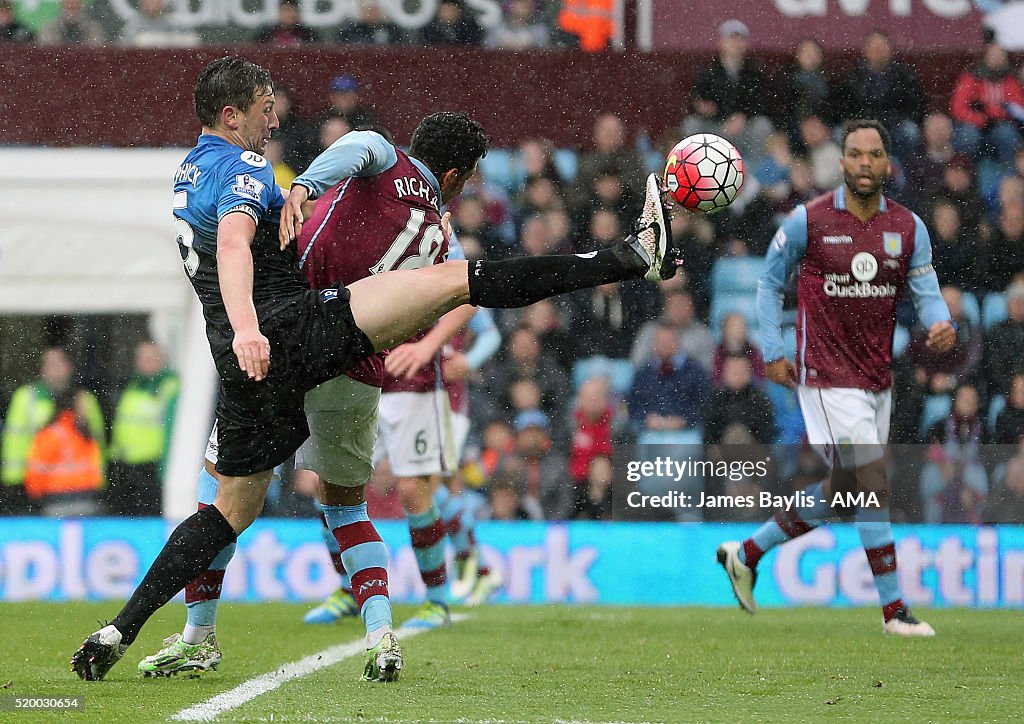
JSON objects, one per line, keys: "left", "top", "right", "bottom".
{"left": 323, "top": 502, "right": 392, "bottom": 635}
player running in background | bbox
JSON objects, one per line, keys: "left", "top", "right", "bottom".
{"left": 73, "top": 55, "right": 678, "bottom": 682}
{"left": 717, "top": 119, "right": 956, "bottom": 636}
{"left": 304, "top": 305, "right": 502, "bottom": 626}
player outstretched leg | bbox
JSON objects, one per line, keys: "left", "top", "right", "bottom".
{"left": 135, "top": 462, "right": 238, "bottom": 677}
{"left": 717, "top": 479, "right": 834, "bottom": 613}
{"left": 304, "top": 510, "right": 358, "bottom": 624}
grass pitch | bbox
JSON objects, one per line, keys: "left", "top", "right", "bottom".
{"left": 1, "top": 602, "right": 1016, "bottom": 722}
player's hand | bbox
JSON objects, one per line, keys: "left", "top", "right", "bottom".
{"left": 385, "top": 340, "right": 434, "bottom": 379}
{"left": 926, "top": 320, "right": 956, "bottom": 354}
{"left": 440, "top": 211, "right": 452, "bottom": 237}
{"left": 279, "top": 184, "right": 310, "bottom": 250}
{"left": 766, "top": 358, "right": 798, "bottom": 388}
{"left": 442, "top": 351, "right": 470, "bottom": 382}
{"left": 233, "top": 326, "right": 271, "bottom": 381}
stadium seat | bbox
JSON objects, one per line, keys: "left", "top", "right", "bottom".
{"left": 893, "top": 325, "right": 910, "bottom": 356}
{"left": 552, "top": 149, "right": 578, "bottom": 184}
{"left": 477, "top": 149, "right": 518, "bottom": 194}
{"left": 710, "top": 293, "right": 759, "bottom": 338}
{"left": 918, "top": 394, "right": 952, "bottom": 439}
{"left": 983, "top": 292, "right": 1008, "bottom": 329}
{"left": 637, "top": 429, "right": 703, "bottom": 447}
{"left": 961, "top": 292, "right": 981, "bottom": 329}
{"left": 572, "top": 356, "right": 635, "bottom": 395}
{"left": 988, "top": 394, "right": 1007, "bottom": 435}
{"left": 711, "top": 257, "right": 767, "bottom": 298}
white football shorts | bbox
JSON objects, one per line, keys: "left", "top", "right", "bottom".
{"left": 374, "top": 389, "right": 457, "bottom": 478}
{"left": 797, "top": 385, "right": 891, "bottom": 469}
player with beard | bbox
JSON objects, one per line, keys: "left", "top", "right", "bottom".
{"left": 716, "top": 120, "right": 956, "bottom": 636}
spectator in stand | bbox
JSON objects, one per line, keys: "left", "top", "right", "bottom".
{"left": 272, "top": 84, "right": 319, "bottom": 176}
{"left": 984, "top": 282, "right": 1024, "bottom": 396}
{"left": 1, "top": 348, "right": 105, "bottom": 514}
{"left": 517, "top": 177, "right": 564, "bottom": 228}
{"left": 569, "top": 377, "right": 614, "bottom": 493}
{"left": 712, "top": 312, "right": 765, "bottom": 385}
{"left": 106, "top": 342, "right": 178, "bottom": 517}
{"left": 925, "top": 384, "right": 988, "bottom": 523}
{"left": 486, "top": 0, "right": 549, "bottom": 49}
{"left": 453, "top": 195, "right": 508, "bottom": 259}
{"left": 556, "top": 0, "right": 612, "bottom": 51}
{"left": 38, "top": 0, "right": 105, "bottom": 45}
{"left": 121, "top": 0, "right": 198, "bottom": 47}
{"left": 337, "top": 0, "right": 406, "bottom": 45}
{"left": 579, "top": 208, "right": 622, "bottom": 253}
{"left": 909, "top": 286, "right": 982, "bottom": 394}
{"left": 321, "top": 75, "right": 379, "bottom": 130}
{"left": 569, "top": 280, "right": 658, "bottom": 359}
{"left": 667, "top": 211, "right": 717, "bottom": 314}
{"left": 902, "top": 113, "right": 957, "bottom": 211}
{"left": 985, "top": 449, "right": 1024, "bottom": 523}
{"left": 318, "top": 116, "right": 351, "bottom": 153}
{"left": 576, "top": 455, "right": 613, "bottom": 520}
{"left": 575, "top": 166, "right": 638, "bottom": 235}
{"left": 776, "top": 155, "right": 822, "bottom": 214}
{"left": 993, "top": 174, "right": 1024, "bottom": 216}
{"left": 684, "top": 19, "right": 773, "bottom": 163}
{"left": 935, "top": 153, "right": 987, "bottom": 241}
{"left": 253, "top": 0, "right": 318, "bottom": 44}
{"left": 519, "top": 213, "right": 560, "bottom": 256}
{"left": 479, "top": 419, "right": 516, "bottom": 478}
{"left": 489, "top": 327, "right": 570, "bottom": 426}
{"left": 929, "top": 200, "right": 977, "bottom": 292}
{"left": 420, "top": 0, "right": 484, "bottom": 46}
{"left": 520, "top": 299, "right": 575, "bottom": 372}
{"left": 981, "top": 203, "right": 1024, "bottom": 292}
{"left": 776, "top": 38, "right": 834, "bottom": 143}
{"left": 799, "top": 116, "right": 843, "bottom": 190}
{"left": 840, "top": 31, "right": 925, "bottom": 159}
{"left": 484, "top": 467, "right": 541, "bottom": 521}
{"left": 753, "top": 133, "right": 794, "bottom": 206}
{"left": 518, "top": 137, "right": 565, "bottom": 188}
{"left": 950, "top": 39, "right": 1024, "bottom": 166}
{"left": 704, "top": 353, "right": 777, "bottom": 447}
{"left": 364, "top": 459, "right": 404, "bottom": 520}
{"left": 993, "top": 373, "right": 1024, "bottom": 445}
{"left": 631, "top": 291, "right": 715, "bottom": 373}
{"left": 506, "top": 410, "right": 572, "bottom": 519}
{"left": 575, "top": 114, "right": 647, "bottom": 204}
{"left": 24, "top": 390, "right": 104, "bottom": 518}
{"left": 0, "top": 0, "right": 34, "bottom": 42}
{"left": 545, "top": 208, "right": 575, "bottom": 254}
{"left": 627, "top": 324, "right": 709, "bottom": 434}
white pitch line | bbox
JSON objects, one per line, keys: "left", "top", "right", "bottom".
{"left": 171, "top": 614, "right": 468, "bottom": 722}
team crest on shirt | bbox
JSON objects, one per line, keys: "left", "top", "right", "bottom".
{"left": 883, "top": 232, "right": 902, "bottom": 257}
{"left": 232, "top": 173, "right": 265, "bottom": 202}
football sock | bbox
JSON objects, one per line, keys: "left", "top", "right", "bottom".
{"left": 434, "top": 485, "right": 472, "bottom": 558}
{"left": 112, "top": 503, "right": 237, "bottom": 647}
{"left": 856, "top": 506, "right": 904, "bottom": 621}
{"left": 323, "top": 503, "right": 391, "bottom": 634}
{"left": 319, "top": 511, "right": 352, "bottom": 592}
{"left": 739, "top": 482, "right": 831, "bottom": 569}
{"left": 183, "top": 467, "right": 235, "bottom": 644}
{"left": 467, "top": 245, "right": 645, "bottom": 308}
{"left": 407, "top": 504, "right": 448, "bottom": 605}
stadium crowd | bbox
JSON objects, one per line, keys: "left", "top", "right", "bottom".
{"left": 1, "top": 10, "right": 1023, "bottom": 525}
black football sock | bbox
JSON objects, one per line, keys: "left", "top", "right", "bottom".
{"left": 111, "top": 505, "right": 237, "bottom": 646}
{"left": 467, "top": 242, "right": 645, "bottom": 308}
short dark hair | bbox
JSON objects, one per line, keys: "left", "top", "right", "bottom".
{"left": 194, "top": 56, "right": 273, "bottom": 128}
{"left": 840, "top": 119, "right": 891, "bottom": 155}
{"left": 409, "top": 111, "right": 490, "bottom": 178}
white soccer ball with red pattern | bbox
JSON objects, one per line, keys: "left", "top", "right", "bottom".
{"left": 663, "top": 134, "right": 744, "bottom": 214}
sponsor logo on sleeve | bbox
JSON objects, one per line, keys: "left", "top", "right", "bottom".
{"left": 232, "top": 174, "right": 266, "bottom": 202}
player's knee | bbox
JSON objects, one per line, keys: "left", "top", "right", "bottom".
{"left": 397, "top": 476, "right": 431, "bottom": 514}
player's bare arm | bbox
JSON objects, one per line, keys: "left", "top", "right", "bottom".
{"left": 217, "top": 212, "right": 271, "bottom": 381}
{"left": 386, "top": 304, "right": 477, "bottom": 379}
{"left": 279, "top": 183, "right": 310, "bottom": 249}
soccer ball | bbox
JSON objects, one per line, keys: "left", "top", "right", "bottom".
{"left": 663, "top": 134, "right": 744, "bottom": 214}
